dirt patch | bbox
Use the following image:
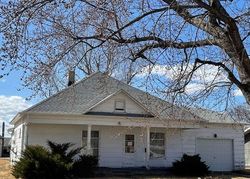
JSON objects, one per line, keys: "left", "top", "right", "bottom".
{"left": 0, "top": 158, "right": 15, "bottom": 179}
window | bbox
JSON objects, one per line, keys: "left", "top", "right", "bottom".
{"left": 115, "top": 100, "right": 125, "bottom": 112}
{"left": 82, "top": 131, "right": 99, "bottom": 157}
{"left": 125, "top": 134, "right": 134, "bottom": 153}
{"left": 150, "top": 132, "right": 165, "bottom": 158}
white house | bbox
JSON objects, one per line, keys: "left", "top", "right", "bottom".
{"left": 10, "top": 72, "right": 246, "bottom": 171}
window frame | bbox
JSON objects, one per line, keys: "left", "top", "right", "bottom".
{"left": 150, "top": 132, "right": 165, "bottom": 159}
{"left": 114, "top": 100, "right": 126, "bottom": 112}
{"left": 82, "top": 130, "right": 99, "bottom": 157}
{"left": 125, "top": 134, "right": 135, "bottom": 153}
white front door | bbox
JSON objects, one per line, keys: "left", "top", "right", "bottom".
{"left": 123, "top": 134, "right": 136, "bottom": 167}
{"left": 196, "top": 138, "right": 233, "bottom": 171}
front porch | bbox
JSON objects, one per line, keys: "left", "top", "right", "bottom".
{"left": 26, "top": 123, "right": 185, "bottom": 168}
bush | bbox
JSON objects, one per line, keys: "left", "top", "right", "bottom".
{"left": 71, "top": 155, "right": 98, "bottom": 177}
{"left": 171, "top": 154, "right": 209, "bottom": 176}
{"left": 12, "top": 145, "right": 69, "bottom": 179}
{"left": 47, "top": 141, "right": 81, "bottom": 163}
{"left": 12, "top": 141, "right": 98, "bottom": 179}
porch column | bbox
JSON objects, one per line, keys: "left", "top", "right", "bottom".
{"left": 87, "top": 124, "right": 92, "bottom": 155}
{"left": 23, "top": 123, "right": 28, "bottom": 147}
{"left": 146, "top": 126, "right": 150, "bottom": 169}
{"left": 21, "top": 123, "right": 28, "bottom": 151}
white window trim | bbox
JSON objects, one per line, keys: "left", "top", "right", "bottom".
{"left": 114, "top": 99, "right": 126, "bottom": 112}
{"left": 150, "top": 132, "right": 165, "bottom": 159}
{"left": 82, "top": 130, "right": 99, "bottom": 157}
{"left": 125, "top": 134, "right": 135, "bottom": 153}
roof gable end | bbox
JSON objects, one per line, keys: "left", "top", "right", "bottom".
{"left": 85, "top": 89, "right": 155, "bottom": 117}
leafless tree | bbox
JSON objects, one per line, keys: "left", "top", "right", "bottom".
{"left": 0, "top": 0, "right": 249, "bottom": 110}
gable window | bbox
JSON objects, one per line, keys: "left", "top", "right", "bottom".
{"left": 82, "top": 131, "right": 99, "bottom": 157}
{"left": 125, "top": 134, "right": 134, "bottom": 153}
{"left": 150, "top": 132, "right": 165, "bottom": 158}
{"left": 115, "top": 100, "right": 125, "bottom": 112}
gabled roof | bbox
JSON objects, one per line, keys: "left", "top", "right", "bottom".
{"left": 84, "top": 89, "right": 155, "bottom": 116}
{"left": 19, "top": 72, "right": 202, "bottom": 121}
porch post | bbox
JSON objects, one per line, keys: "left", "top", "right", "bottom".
{"left": 21, "top": 123, "right": 28, "bottom": 152}
{"left": 146, "top": 126, "right": 150, "bottom": 169}
{"left": 23, "top": 123, "right": 28, "bottom": 148}
{"left": 87, "top": 124, "right": 92, "bottom": 155}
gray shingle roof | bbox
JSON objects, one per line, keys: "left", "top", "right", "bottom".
{"left": 190, "top": 108, "right": 238, "bottom": 124}
{"left": 23, "top": 72, "right": 204, "bottom": 121}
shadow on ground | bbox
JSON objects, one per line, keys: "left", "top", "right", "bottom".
{"left": 0, "top": 158, "right": 249, "bottom": 179}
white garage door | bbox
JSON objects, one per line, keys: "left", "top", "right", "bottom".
{"left": 196, "top": 139, "right": 233, "bottom": 171}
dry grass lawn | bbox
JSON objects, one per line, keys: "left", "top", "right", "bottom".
{"left": 0, "top": 158, "right": 15, "bottom": 179}
{"left": 0, "top": 158, "right": 249, "bottom": 179}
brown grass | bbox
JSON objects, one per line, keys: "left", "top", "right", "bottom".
{"left": 0, "top": 158, "right": 249, "bottom": 179}
{"left": 0, "top": 158, "right": 15, "bottom": 179}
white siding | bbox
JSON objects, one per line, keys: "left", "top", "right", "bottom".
{"left": 28, "top": 124, "right": 147, "bottom": 167}
{"left": 245, "top": 142, "right": 250, "bottom": 166}
{"left": 182, "top": 125, "right": 245, "bottom": 170}
{"left": 90, "top": 92, "right": 149, "bottom": 115}
{"left": 10, "top": 123, "right": 24, "bottom": 162}
{"left": 19, "top": 122, "right": 245, "bottom": 170}
{"left": 27, "top": 124, "right": 183, "bottom": 168}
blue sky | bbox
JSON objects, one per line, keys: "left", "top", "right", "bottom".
{"left": 0, "top": 0, "right": 248, "bottom": 135}
{"left": 0, "top": 70, "right": 40, "bottom": 135}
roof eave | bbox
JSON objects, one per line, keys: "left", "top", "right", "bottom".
{"left": 10, "top": 113, "right": 23, "bottom": 125}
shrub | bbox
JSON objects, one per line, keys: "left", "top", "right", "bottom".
{"left": 12, "top": 145, "right": 69, "bottom": 179}
{"left": 12, "top": 141, "right": 98, "bottom": 179}
{"left": 171, "top": 154, "right": 209, "bottom": 176}
{"left": 47, "top": 141, "right": 81, "bottom": 163}
{"left": 71, "top": 155, "right": 98, "bottom": 177}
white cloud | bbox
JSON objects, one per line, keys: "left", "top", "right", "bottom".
{"left": 233, "top": 89, "right": 243, "bottom": 96}
{"left": 0, "top": 95, "right": 32, "bottom": 123}
{"left": 184, "top": 83, "right": 206, "bottom": 94}
{"left": 139, "top": 63, "right": 228, "bottom": 94}
{"left": 0, "top": 96, "right": 32, "bottom": 136}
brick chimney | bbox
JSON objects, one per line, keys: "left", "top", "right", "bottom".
{"left": 68, "top": 70, "right": 75, "bottom": 86}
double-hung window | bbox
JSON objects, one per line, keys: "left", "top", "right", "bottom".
{"left": 82, "top": 131, "right": 99, "bottom": 157}
{"left": 150, "top": 132, "right": 165, "bottom": 158}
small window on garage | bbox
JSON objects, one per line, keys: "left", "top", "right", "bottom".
{"left": 115, "top": 100, "right": 125, "bottom": 112}
{"left": 125, "top": 134, "right": 134, "bottom": 153}
{"left": 150, "top": 132, "right": 165, "bottom": 158}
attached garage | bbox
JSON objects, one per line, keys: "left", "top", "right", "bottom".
{"left": 196, "top": 138, "right": 234, "bottom": 171}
